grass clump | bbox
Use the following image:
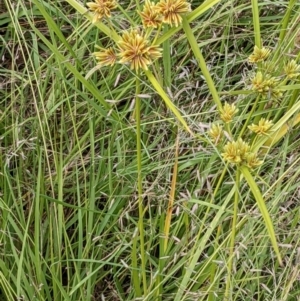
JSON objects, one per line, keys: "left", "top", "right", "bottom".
{"left": 1, "top": 0, "right": 300, "bottom": 300}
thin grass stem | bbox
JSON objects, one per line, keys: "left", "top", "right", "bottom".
{"left": 225, "top": 168, "right": 240, "bottom": 300}
{"left": 239, "top": 95, "right": 261, "bottom": 138}
{"left": 251, "top": 0, "right": 261, "bottom": 48}
{"left": 135, "top": 75, "right": 147, "bottom": 296}
{"left": 163, "top": 25, "right": 172, "bottom": 88}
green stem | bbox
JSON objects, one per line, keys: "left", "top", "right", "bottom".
{"left": 135, "top": 76, "right": 147, "bottom": 296}
{"left": 253, "top": 98, "right": 267, "bottom": 124}
{"left": 181, "top": 16, "right": 222, "bottom": 111}
{"left": 163, "top": 25, "right": 171, "bottom": 88}
{"left": 135, "top": 0, "right": 141, "bottom": 12}
{"left": 238, "top": 95, "right": 261, "bottom": 139}
{"left": 278, "top": 0, "right": 296, "bottom": 45}
{"left": 272, "top": 0, "right": 296, "bottom": 63}
{"left": 208, "top": 225, "right": 221, "bottom": 301}
{"left": 153, "top": 24, "right": 162, "bottom": 44}
{"left": 251, "top": 0, "right": 261, "bottom": 48}
{"left": 225, "top": 168, "right": 240, "bottom": 300}
{"left": 225, "top": 123, "right": 233, "bottom": 140}
{"left": 132, "top": 230, "right": 142, "bottom": 297}
{"left": 287, "top": 88, "right": 299, "bottom": 111}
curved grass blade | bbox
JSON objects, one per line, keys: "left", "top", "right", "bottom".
{"left": 144, "top": 70, "right": 193, "bottom": 135}
{"left": 239, "top": 165, "right": 283, "bottom": 266}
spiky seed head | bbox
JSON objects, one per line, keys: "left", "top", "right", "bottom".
{"left": 156, "top": 0, "right": 190, "bottom": 27}
{"left": 208, "top": 123, "right": 224, "bottom": 145}
{"left": 248, "top": 118, "right": 273, "bottom": 136}
{"left": 222, "top": 138, "right": 250, "bottom": 164}
{"left": 284, "top": 60, "right": 300, "bottom": 79}
{"left": 118, "top": 29, "right": 162, "bottom": 72}
{"left": 245, "top": 153, "right": 263, "bottom": 169}
{"left": 139, "top": 0, "right": 162, "bottom": 28}
{"left": 248, "top": 45, "right": 271, "bottom": 63}
{"left": 251, "top": 72, "right": 282, "bottom": 99}
{"left": 87, "top": 0, "right": 117, "bottom": 23}
{"left": 220, "top": 102, "right": 238, "bottom": 123}
{"left": 93, "top": 47, "right": 117, "bottom": 67}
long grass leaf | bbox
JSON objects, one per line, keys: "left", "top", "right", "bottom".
{"left": 239, "top": 166, "right": 282, "bottom": 266}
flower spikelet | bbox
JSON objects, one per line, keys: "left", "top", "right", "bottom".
{"left": 236, "top": 138, "right": 250, "bottom": 156}
{"left": 87, "top": 0, "right": 117, "bottom": 23}
{"left": 222, "top": 138, "right": 262, "bottom": 169}
{"left": 251, "top": 72, "right": 282, "bottom": 99}
{"left": 139, "top": 0, "right": 162, "bottom": 28}
{"left": 220, "top": 102, "right": 238, "bottom": 123}
{"left": 222, "top": 138, "right": 250, "bottom": 164}
{"left": 248, "top": 118, "right": 273, "bottom": 136}
{"left": 118, "top": 29, "right": 162, "bottom": 72}
{"left": 251, "top": 71, "right": 265, "bottom": 93}
{"left": 93, "top": 47, "right": 117, "bottom": 67}
{"left": 245, "top": 153, "right": 263, "bottom": 169}
{"left": 248, "top": 45, "right": 271, "bottom": 63}
{"left": 156, "top": 0, "right": 190, "bottom": 27}
{"left": 284, "top": 60, "right": 300, "bottom": 79}
{"left": 208, "top": 123, "right": 223, "bottom": 145}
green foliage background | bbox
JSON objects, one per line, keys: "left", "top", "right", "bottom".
{"left": 0, "top": 0, "right": 300, "bottom": 300}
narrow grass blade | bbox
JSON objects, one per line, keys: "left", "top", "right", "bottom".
{"left": 28, "top": 24, "right": 118, "bottom": 119}
{"left": 263, "top": 113, "right": 300, "bottom": 149}
{"left": 31, "top": 0, "right": 77, "bottom": 59}
{"left": 225, "top": 169, "right": 240, "bottom": 300}
{"left": 144, "top": 70, "right": 193, "bottom": 135}
{"left": 163, "top": 133, "right": 179, "bottom": 251}
{"left": 278, "top": 0, "right": 296, "bottom": 44}
{"left": 163, "top": 25, "right": 171, "bottom": 88}
{"left": 239, "top": 166, "right": 282, "bottom": 266}
{"left": 135, "top": 78, "right": 147, "bottom": 295}
{"left": 174, "top": 189, "right": 234, "bottom": 301}
{"left": 132, "top": 229, "right": 142, "bottom": 297}
{"left": 181, "top": 16, "right": 222, "bottom": 111}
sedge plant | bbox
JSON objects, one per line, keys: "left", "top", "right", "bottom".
{"left": 2, "top": 0, "right": 300, "bottom": 300}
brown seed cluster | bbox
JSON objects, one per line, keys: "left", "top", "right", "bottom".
{"left": 87, "top": 0, "right": 117, "bottom": 23}
{"left": 88, "top": 0, "right": 191, "bottom": 71}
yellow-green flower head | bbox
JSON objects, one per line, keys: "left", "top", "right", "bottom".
{"left": 248, "top": 118, "right": 273, "bottom": 136}
{"left": 248, "top": 45, "right": 271, "bottom": 63}
{"left": 222, "top": 138, "right": 250, "bottom": 164}
{"left": 208, "top": 123, "right": 223, "bottom": 145}
{"left": 245, "top": 152, "right": 263, "bottom": 169}
{"left": 220, "top": 102, "right": 238, "bottom": 123}
{"left": 93, "top": 46, "right": 117, "bottom": 67}
{"left": 87, "top": 0, "right": 117, "bottom": 23}
{"left": 236, "top": 138, "right": 250, "bottom": 157}
{"left": 284, "top": 59, "right": 300, "bottom": 79}
{"left": 222, "top": 138, "right": 262, "bottom": 169}
{"left": 118, "top": 29, "right": 162, "bottom": 72}
{"left": 139, "top": 0, "right": 162, "bottom": 28}
{"left": 251, "top": 72, "right": 282, "bottom": 99}
{"left": 156, "top": 0, "right": 191, "bottom": 27}
{"left": 251, "top": 71, "right": 265, "bottom": 92}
